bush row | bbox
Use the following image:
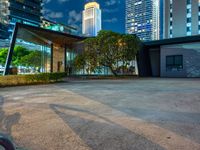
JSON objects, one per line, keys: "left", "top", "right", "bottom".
{"left": 0, "top": 72, "right": 67, "bottom": 87}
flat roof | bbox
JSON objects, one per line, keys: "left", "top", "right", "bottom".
{"left": 144, "top": 35, "right": 200, "bottom": 47}
{"left": 16, "top": 23, "right": 85, "bottom": 46}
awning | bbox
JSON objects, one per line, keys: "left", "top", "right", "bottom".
{"left": 16, "top": 23, "right": 85, "bottom": 46}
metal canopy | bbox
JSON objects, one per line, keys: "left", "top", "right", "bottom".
{"left": 144, "top": 34, "right": 200, "bottom": 47}
{"left": 16, "top": 23, "right": 85, "bottom": 46}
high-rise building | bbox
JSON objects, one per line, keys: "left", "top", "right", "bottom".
{"left": 82, "top": 1, "right": 102, "bottom": 37}
{"left": 0, "top": 0, "right": 42, "bottom": 39}
{"left": 164, "top": 0, "right": 200, "bottom": 39}
{"left": 125, "top": 0, "right": 161, "bottom": 41}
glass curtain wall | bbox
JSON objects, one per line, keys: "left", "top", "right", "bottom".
{"left": 10, "top": 39, "right": 51, "bottom": 75}
{"left": 66, "top": 49, "right": 76, "bottom": 75}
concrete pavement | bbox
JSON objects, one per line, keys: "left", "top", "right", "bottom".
{"left": 0, "top": 78, "right": 200, "bottom": 150}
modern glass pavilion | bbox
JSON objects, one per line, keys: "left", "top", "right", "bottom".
{"left": 3, "top": 23, "right": 85, "bottom": 75}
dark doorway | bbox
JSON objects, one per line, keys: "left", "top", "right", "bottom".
{"left": 149, "top": 48, "right": 160, "bottom": 77}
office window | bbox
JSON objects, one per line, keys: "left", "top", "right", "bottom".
{"left": 187, "top": 18, "right": 191, "bottom": 23}
{"left": 166, "top": 55, "right": 183, "bottom": 71}
{"left": 187, "top": 0, "right": 191, "bottom": 4}
{"left": 170, "top": 29, "right": 172, "bottom": 34}
{"left": 187, "top": 26, "right": 191, "bottom": 32}
{"left": 187, "top": 8, "right": 191, "bottom": 13}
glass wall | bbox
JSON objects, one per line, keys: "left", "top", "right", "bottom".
{"left": 66, "top": 49, "right": 76, "bottom": 75}
{"left": 9, "top": 40, "right": 51, "bottom": 75}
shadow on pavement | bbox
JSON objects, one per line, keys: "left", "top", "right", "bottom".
{"left": 54, "top": 82, "right": 200, "bottom": 144}
{"left": 50, "top": 103, "right": 164, "bottom": 150}
{"left": 0, "top": 96, "right": 21, "bottom": 149}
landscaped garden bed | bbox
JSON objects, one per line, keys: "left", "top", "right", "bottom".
{"left": 0, "top": 72, "right": 67, "bottom": 87}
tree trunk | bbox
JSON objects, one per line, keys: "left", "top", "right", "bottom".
{"left": 109, "top": 66, "right": 117, "bottom": 76}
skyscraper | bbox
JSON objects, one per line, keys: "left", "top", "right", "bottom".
{"left": 164, "top": 0, "right": 200, "bottom": 39}
{"left": 82, "top": 1, "right": 102, "bottom": 37}
{"left": 0, "top": 0, "right": 42, "bottom": 39}
{"left": 125, "top": 0, "right": 161, "bottom": 41}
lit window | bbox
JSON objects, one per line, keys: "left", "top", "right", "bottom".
{"left": 187, "top": 0, "right": 191, "bottom": 5}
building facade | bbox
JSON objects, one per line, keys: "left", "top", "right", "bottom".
{"left": 138, "top": 35, "right": 200, "bottom": 78}
{"left": 82, "top": 2, "right": 102, "bottom": 37}
{"left": 164, "top": 0, "right": 200, "bottom": 39}
{"left": 0, "top": 0, "right": 42, "bottom": 39}
{"left": 125, "top": 0, "right": 162, "bottom": 41}
{"left": 41, "top": 18, "right": 78, "bottom": 35}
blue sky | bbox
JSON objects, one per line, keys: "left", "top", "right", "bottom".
{"left": 43, "top": 0, "right": 125, "bottom": 34}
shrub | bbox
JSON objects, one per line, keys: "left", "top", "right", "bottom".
{"left": 0, "top": 72, "right": 67, "bottom": 87}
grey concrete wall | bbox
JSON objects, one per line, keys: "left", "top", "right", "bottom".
{"left": 163, "top": 0, "right": 170, "bottom": 39}
{"left": 160, "top": 43, "right": 200, "bottom": 77}
{"left": 172, "top": 0, "right": 187, "bottom": 38}
{"left": 191, "top": 0, "right": 199, "bottom": 35}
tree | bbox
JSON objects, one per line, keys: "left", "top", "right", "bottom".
{"left": 97, "top": 30, "right": 122, "bottom": 76}
{"left": 0, "top": 46, "right": 43, "bottom": 68}
{"left": 12, "top": 46, "right": 30, "bottom": 66}
{"left": 0, "top": 48, "right": 8, "bottom": 66}
{"left": 73, "top": 30, "right": 141, "bottom": 76}
{"left": 120, "top": 34, "right": 140, "bottom": 61}
{"left": 73, "top": 54, "right": 86, "bottom": 72}
{"left": 20, "top": 50, "right": 42, "bottom": 68}
{"left": 119, "top": 34, "right": 141, "bottom": 73}
{"left": 84, "top": 37, "right": 99, "bottom": 73}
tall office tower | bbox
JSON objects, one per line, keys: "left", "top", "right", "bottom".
{"left": 125, "top": 0, "right": 161, "bottom": 41}
{"left": 82, "top": 1, "right": 102, "bottom": 37}
{"left": 164, "top": 0, "right": 200, "bottom": 39}
{"left": 0, "top": 0, "right": 42, "bottom": 39}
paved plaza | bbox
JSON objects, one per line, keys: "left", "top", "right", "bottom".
{"left": 0, "top": 78, "right": 200, "bottom": 150}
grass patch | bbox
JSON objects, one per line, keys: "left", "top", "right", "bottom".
{"left": 0, "top": 72, "right": 67, "bottom": 87}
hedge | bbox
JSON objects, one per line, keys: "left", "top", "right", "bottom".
{"left": 0, "top": 72, "right": 67, "bottom": 87}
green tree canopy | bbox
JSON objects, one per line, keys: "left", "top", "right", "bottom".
{"left": 0, "top": 46, "right": 42, "bottom": 68}
{"left": 0, "top": 48, "right": 8, "bottom": 66}
{"left": 74, "top": 30, "right": 141, "bottom": 76}
{"left": 20, "top": 50, "right": 42, "bottom": 67}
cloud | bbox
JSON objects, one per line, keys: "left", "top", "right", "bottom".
{"left": 67, "top": 10, "right": 82, "bottom": 25}
{"left": 103, "top": 18, "right": 118, "bottom": 23}
{"left": 42, "top": 8, "right": 64, "bottom": 19}
{"left": 67, "top": 10, "right": 82, "bottom": 33}
{"left": 105, "top": 0, "right": 121, "bottom": 6}
{"left": 43, "top": 0, "right": 69, "bottom": 4}
{"left": 48, "top": 12, "right": 63, "bottom": 19}
{"left": 102, "top": 8, "right": 119, "bottom": 13}
{"left": 43, "top": 0, "right": 51, "bottom": 4}
{"left": 58, "top": 0, "right": 69, "bottom": 4}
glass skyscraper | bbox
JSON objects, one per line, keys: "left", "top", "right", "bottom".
{"left": 125, "top": 0, "right": 161, "bottom": 41}
{"left": 0, "top": 0, "right": 42, "bottom": 39}
{"left": 82, "top": 1, "right": 102, "bottom": 37}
